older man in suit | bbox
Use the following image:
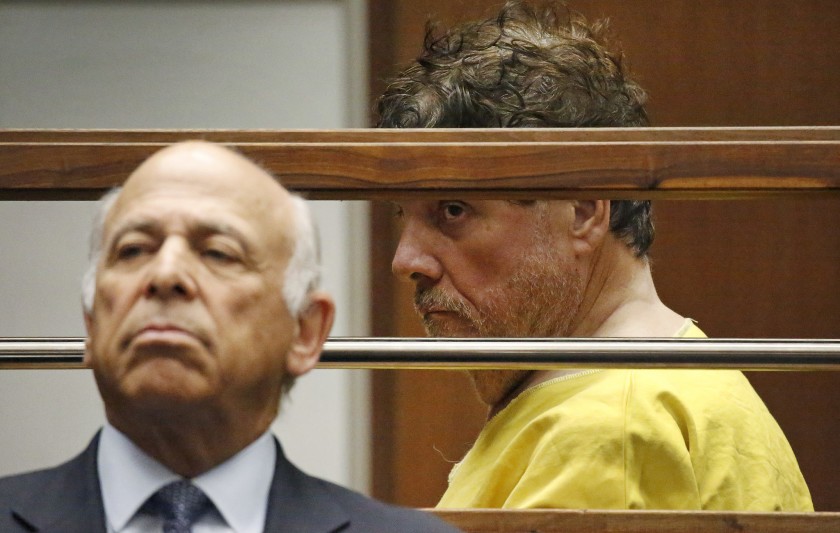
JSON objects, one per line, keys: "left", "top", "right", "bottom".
{"left": 0, "top": 141, "right": 460, "bottom": 532}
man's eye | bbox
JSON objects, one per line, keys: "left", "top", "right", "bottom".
{"left": 116, "top": 244, "right": 145, "bottom": 260}
{"left": 203, "top": 248, "right": 236, "bottom": 262}
{"left": 441, "top": 202, "right": 467, "bottom": 220}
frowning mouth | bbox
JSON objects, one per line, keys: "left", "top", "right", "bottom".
{"left": 414, "top": 287, "right": 478, "bottom": 334}
{"left": 417, "top": 306, "right": 454, "bottom": 317}
{"left": 418, "top": 309, "right": 468, "bottom": 325}
{"left": 129, "top": 323, "right": 205, "bottom": 349}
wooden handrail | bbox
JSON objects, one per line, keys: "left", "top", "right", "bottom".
{"left": 3, "top": 129, "right": 840, "bottom": 521}
{"left": 2, "top": 127, "right": 839, "bottom": 200}
{"left": 430, "top": 509, "right": 840, "bottom": 533}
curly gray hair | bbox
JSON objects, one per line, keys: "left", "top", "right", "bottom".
{"left": 377, "top": 0, "right": 654, "bottom": 256}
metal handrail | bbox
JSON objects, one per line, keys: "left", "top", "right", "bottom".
{"left": 2, "top": 337, "right": 839, "bottom": 370}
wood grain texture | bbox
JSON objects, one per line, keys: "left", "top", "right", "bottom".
{"left": 370, "top": 0, "right": 840, "bottom": 129}
{"left": 1, "top": 128, "right": 839, "bottom": 199}
{"left": 431, "top": 509, "right": 840, "bottom": 533}
{"left": 367, "top": 0, "right": 840, "bottom": 511}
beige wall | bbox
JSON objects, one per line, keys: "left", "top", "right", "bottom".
{"left": 0, "top": 0, "right": 372, "bottom": 493}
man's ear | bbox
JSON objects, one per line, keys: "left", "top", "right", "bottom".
{"left": 83, "top": 311, "right": 94, "bottom": 368}
{"left": 285, "top": 291, "right": 336, "bottom": 378}
{"left": 571, "top": 200, "right": 610, "bottom": 255}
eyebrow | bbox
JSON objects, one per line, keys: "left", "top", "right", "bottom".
{"left": 107, "top": 219, "right": 253, "bottom": 255}
{"left": 106, "top": 220, "right": 160, "bottom": 251}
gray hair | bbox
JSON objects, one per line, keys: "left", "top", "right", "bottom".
{"left": 282, "top": 195, "right": 322, "bottom": 315}
{"left": 81, "top": 188, "right": 322, "bottom": 317}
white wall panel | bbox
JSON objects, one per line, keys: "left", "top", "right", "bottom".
{"left": 0, "top": 0, "right": 370, "bottom": 492}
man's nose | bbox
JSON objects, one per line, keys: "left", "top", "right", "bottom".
{"left": 144, "top": 238, "right": 198, "bottom": 300}
{"left": 391, "top": 222, "right": 442, "bottom": 285}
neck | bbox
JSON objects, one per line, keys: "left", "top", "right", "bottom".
{"left": 570, "top": 240, "right": 685, "bottom": 338}
{"left": 485, "top": 369, "right": 583, "bottom": 419}
{"left": 106, "top": 405, "right": 274, "bottom": 478}
{"left": 485, "top": 241, "right": 686, "bottom": 418}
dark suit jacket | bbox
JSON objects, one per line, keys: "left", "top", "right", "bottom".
{"left": 0, "top": 433, "right": 460, "bottom": 532}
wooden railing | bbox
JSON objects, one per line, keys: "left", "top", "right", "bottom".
{"left": 2, "top": 127, "right": 838, "bottom": 200}
{"left": 2, "top": 127, "right": 839, "bottom": 531}
{"left": 431, "top": 509, "right": 840, "bottom": 533}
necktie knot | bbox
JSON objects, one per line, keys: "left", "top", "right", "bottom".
{"left": 147, "top": 480, "right": 212, "bottom": 533}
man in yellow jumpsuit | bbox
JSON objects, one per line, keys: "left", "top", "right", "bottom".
{"left": 378, "top": 0, "right": 812, "bottom": 511}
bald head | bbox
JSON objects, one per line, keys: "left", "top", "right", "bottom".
{"left": 120, "top": 141, "right": 289, "bottom": 207}
{"left": 83, "top": 141, "right": 322, "bottom": 316}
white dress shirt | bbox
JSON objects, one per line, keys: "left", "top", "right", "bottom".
{"left": 98, "top": 423, "right": 276, "bottom": 533}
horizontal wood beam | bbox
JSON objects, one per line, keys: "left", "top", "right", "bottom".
{"left": 430, "top": 509, "right": 840, "bottom": 533}
{"left": 2, "top": 128, "right": 838, "bottom": 200}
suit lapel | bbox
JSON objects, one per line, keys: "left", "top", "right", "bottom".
{"left": 263, "top": 439, "right": 350, "bottom": 533}
{"left": 10, "top": 434, "right": 107, "bottom": 533}
{"left": 9, "top": 435, "right": 355, "bottom": 532}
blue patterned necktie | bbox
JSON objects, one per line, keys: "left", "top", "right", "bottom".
{"left": 147, "top": 480, "right": 212, "bottom": 533}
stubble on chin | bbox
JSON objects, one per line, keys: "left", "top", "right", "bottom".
{"left": 414, "top": 286, "right": 485, "bottom": 337}
{"left": 412, "top": 244, "right": 584, "bottom": 409}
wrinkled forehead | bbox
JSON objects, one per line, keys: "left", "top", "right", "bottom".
{"left": 106, "top": 142, "right": 296, "bottom": 250}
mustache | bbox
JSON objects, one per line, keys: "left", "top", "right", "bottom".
{"left": 414, "top": 287, "right": 490, "bottom": 337}
{"left": 414, "top": 287, "right": 471, "bottom": 316}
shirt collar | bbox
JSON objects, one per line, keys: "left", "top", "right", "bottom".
{"left": 98, "top": 422, "right": 276, "bottom": 533}
{"left": 193, "top": 430, "right": 276, "bottom": 533}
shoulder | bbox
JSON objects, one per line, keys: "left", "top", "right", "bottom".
{"left": 506, "top": 369, "right": 748, "bottom": 430}
{"left": 270, "top": 442, "right": 460, "bottom": 532}
{"left": 0, "top": 448, "right": 91, "bottom": 501}
{"left": 625, "top": 369, "right": 761, "bottom": 413}
{"left": 0, "top": 437, "right": 102, "bottom": 531}
{"left": 617, "top": 369, "right": 768, "bottom": 434}
{"left": 506, "top": 370, "right": 750, "bottom": 451}
{"left": 514, "top": 371, "right": 631, "bottom": 434}
{"left": 314, "top": 478, "right": 460, "bottom": 533}
{"left": 620, "top": 369, "right": 794, "bottom": 463}
{"left": 0, "top": 465, "right": 57, "bottom": 490}
{"left": 478, "top": 373, "right": 633, "bottom": 464}
{"left": 0, "top": 463, "right": 78, "bottom": 531}
{"left": 0, "top": 468, "right": 45, "bottom": 503}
